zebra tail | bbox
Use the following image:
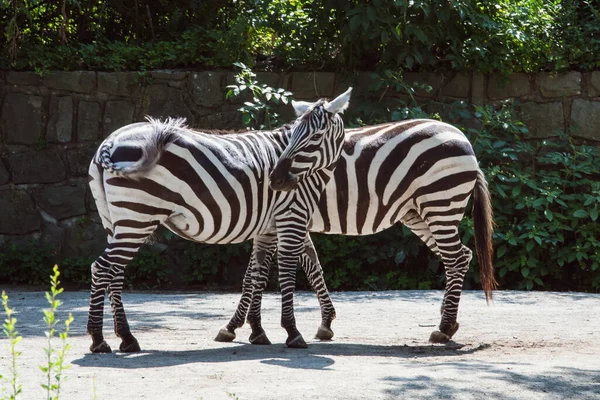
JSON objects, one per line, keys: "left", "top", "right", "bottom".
{"left": 99, "top": 116, "right": 186, "bottom": 175}
{"left": 473, "top": 169, "right": 497, "bottom": 303}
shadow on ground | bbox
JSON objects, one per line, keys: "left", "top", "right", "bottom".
{"left": 382, "top": 362, "right": 600, "bottom": 400}
{"left": 71, "top": 341, "right": 487, "bottom": 371}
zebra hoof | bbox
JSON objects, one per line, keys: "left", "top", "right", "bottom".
{"left": 214, "top": 328, "right": 236, "bottom": 342}
{"left": 249, "top": 331, "right": 272, "bottom": 345}
{"left": 286, "top": 333, "right": 308, "bottom": 349}
{"left": 315, "top": 325, "right": 334, "bottom": 341}
{"left": 441, "top": 322, "right": 460, "bottom": 338}
{"left": 90, "top": 340, "right": 112, "bottom": 353}
{"left": 429, "top": 330, "right": 451, "bottom": 344}
{"left": 119, "top": 337, "right": 141, "bottom": 352}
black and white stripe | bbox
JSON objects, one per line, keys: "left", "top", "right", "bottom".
{"left": 221, "top": 118, "right": 496, "bottom": 345}
{"left": 86, "top": 88, "right": 353, "bottom": 353}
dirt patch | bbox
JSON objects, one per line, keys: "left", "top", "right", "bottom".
{"left": 1, "top": 290, "right": 599, "bottom": 399}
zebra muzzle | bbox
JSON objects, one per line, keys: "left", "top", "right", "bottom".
{"left": 270, "top": 158, "right": 298, "bottom": 191}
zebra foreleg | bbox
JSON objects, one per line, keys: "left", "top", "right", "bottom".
{"left": 276, "top": 226, "right": 308, "bottom": 348}
{"left": 215, "top": 253, "right": 256, "bottom": 342}
{"left": 246, "top": 235, "right": 277, "bottom": 345}
{"left": 300, "top": 235, "right": 336, "bottom": 341}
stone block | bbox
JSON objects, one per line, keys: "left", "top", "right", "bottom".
{"left": 103, "top": 100, "right": 135, "bottom": 137}
{"left": 570, "top": 99, "right": 600, "bottom": 141}
{"left": 10, "top": 149, "right": 66, "bottom": 184}
{"left": 442, "top": 73, "right": 470, "bottom": 98}
{"left": 471, "top": 73, "right": 485, "bottom": 105}
{"left": 78, "top": 101, "right": 101, "bottom": 141}
{"left": 589, "top": 71, "right": 600, "bottom": 97}
{"left": 67, "top": 146, "right": 97, "bottom": 176}
{"left": 189, "top": 71, "right": 227, "bottom": 108}
{"left": 44, "top": 71, "right": 95, "bottom": 93}
{"left": 34, "top": 182, "right": 87, "bottom": 220}
{"left": 143, "top": 85, "right": 194, "bottom": 123}
{"left": 151, "top": 70, "right": 188, "bottom": 81}
{"left": 41, "top": 222, "right": 66, "bottom": 256}
{"left": 402, "top": 72, "right": 443, "bottom": 98}
{"left": 488, "top": 73, "right": 531, "bottom": 99}
{"left": 1, "top": 93, "right": 43, "bottom": 144}
{"left": 538, "top": 72, "right": 581, "bottom": 98}
{"left": 0, "top": 187, "right": 41, "bottom": 234}
{"left": 256, "top": 72, "right": 290, "bottom": 91}
{"left": 6, "top": 71, "right": 42, "bottom": 86}
{"left": 518, "top": 102, "right": 565, "bottom": 138}
{"left": 195, "top": 110, "right": 243, "bottom": 130}
{"left": 47, "top": 96, "right": 73, "bottom": 143}
{"left": 291, "top": 72, "right": 336, "bottom": 99}
{"left": 98, "top": 72, "right": 137, "bottom": 96}
{"left": 0, "top": 160, "right": 9, "bottom": 185}
{"left": 64, "top": 220, "right": 107, "bottom": 258}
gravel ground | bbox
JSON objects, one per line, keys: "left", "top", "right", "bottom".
{"left": 1, "top": 289, "right": 599, "bottom": 400}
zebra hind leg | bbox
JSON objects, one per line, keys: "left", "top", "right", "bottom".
{"left": 430, "top": 239, "right": 472, "bottom": 344}
{"left": 301, "top": 235, "right": 336, "bottom": 341}
{"left": 87, "top": 258, "right": 112, "bottom": 353}
{"left": 402, "top": 210, "right": 465, "bottom": 343}
{"left": 89, "top": 228, "right": 157, "bottom": 353}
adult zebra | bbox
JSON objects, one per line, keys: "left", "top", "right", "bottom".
{"left": 217, "top": 117, "right": 496, "bottom": 346}
{"left": 86, "top": 88, "right": 352, "bottom": 353}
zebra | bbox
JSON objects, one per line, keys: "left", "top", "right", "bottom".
{"left": 86, "top": 87, "right": 352, "bottom": 353}
{"left": 216, "top": 117, "right": 496, "bottom": 346}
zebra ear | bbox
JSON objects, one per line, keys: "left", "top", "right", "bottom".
{"left": 324, "top": 87, "right": 352, "bottom": 115}
{"left": 292, "top": 100, "right": 313, "bottom": 117}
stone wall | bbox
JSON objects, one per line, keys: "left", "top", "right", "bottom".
{"left": 0, "top": 69, "right": 598, "bottom": 261}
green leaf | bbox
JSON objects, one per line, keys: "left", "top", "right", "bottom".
{"left": 241, "top": 113, "right": 251, "bottom": 126}
{"left": 534, "top": 277, "right": 543, "bottom": 286}
{"left": 525, "top": 280, "right": 533, "bottom": 290}
{"left": 590, "top": 208, "right": 598, "bottom": 221}
{"left": 532, "top": 198, "right": 545, "bottom": 208}
{"left": 573, "top": 209, "right": 588, "bottom": 218}
{"left": 525, "top": 241, "right": 534, "bottom": 252}
{"left": 544, "top": 209, "right": 553, "bottom": 221}
{"left": 394, "top": 250, "right": 406, "bottom": 266}
{"left": 521, "top": 267, "right": 530, "bottom": 278}
{"left": 512, "top": 186, "right": 521, "bottom": 197}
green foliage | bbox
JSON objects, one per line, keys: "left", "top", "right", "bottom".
{"left": 41, "top": 265, "right": 73, "bottom": 400}
{"left": 2, "top": 291, "right": 22, "bottom": 400}
{"left": 182, "top": 242, "right": 251, "bottom": 286}
{"left": 125, "top": 248, "right": 171, "bottom": 290}
{"left": 0, "top": 242, "right": 55, "bottom": 286}
{"left": 463, "top": 103, "right": 600, "bottom": 291}
{"left": 1, "top": 266, "right": 73, "bottom": 399}
{"left": 226, "top": 62, "right": 293, "bottom": 130}
{"left": 1, "top": 1, "right": 598, "bottom": 73}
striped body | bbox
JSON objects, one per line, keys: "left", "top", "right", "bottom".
{"left": 312, "top": 120, "right": 478, "bottom": 237}
{"left": 93, "top": 125, "right": 291, "bottom": 245}
{"left": 225, "top": 118, "right": 496, "bottom": 344}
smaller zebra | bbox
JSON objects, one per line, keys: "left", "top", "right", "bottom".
{"left": 86, "top": 88, "right": 352, "bottom": 353}
{"left": 217, "top": 117, "right": 496, "bottom": 346}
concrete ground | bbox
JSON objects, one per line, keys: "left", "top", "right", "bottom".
{"left": 0, "top": 289, "right": 599, "bottom": 400}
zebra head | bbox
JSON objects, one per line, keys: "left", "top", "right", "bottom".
{"left": 270, "top": 87, "right": 352, "bottom": 191}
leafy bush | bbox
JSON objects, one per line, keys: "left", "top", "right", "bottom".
{"left": 464, "top": 103, "right": 600, "bottom": 291}
{"left": 1, "top": 1, "right": 598, "bottom": 73}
